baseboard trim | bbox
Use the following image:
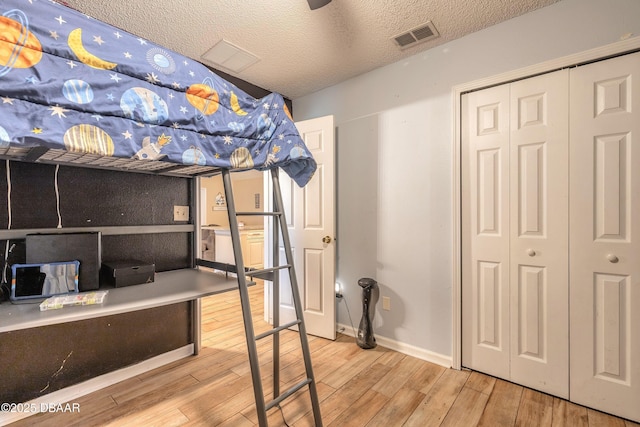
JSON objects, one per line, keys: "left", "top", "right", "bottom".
{"left": 337, "top": 323, "right": 452, "bottom": 368}
{"left": 0, "top": 344, "right": 194, "bottom": 425}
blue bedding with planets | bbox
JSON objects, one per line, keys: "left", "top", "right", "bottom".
{"left": 0, "top": 0, "right": 316, "bottom": 186}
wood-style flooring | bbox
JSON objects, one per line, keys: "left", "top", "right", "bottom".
{"left": 12, "top": 280, "right": 639, "bottom": 426}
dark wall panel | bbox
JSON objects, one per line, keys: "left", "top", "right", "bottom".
{"left": 102, "top": 233, "right": 192, "bottom": 271}
{"left": 0, "top": 302, "right": 192, "bottom": 403}
{"left": 0, "top": 162, "right": 58, "bottom": 229}
{"left": 0, "top": 161, "right": 193, "bottom": 273}
{"left": 0, "top": 162, "right": 190, "bottom": 229}
{"left": 58, "top": 167, "right": 190, "bottom": 227}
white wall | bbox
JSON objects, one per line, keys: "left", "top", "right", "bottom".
{"left": 292, "top": 0, "right": 640, "bottom": 359}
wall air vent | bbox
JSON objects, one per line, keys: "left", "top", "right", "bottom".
{"left": 392, "top": 21, "right": 439, "bottom": 49}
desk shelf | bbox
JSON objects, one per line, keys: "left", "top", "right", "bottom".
{"left": 0, "top": 268, "right": 239, "bottom": 333}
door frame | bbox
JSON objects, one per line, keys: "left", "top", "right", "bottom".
{"left": 451, "top": 37, "right": 640, "bottom": 370}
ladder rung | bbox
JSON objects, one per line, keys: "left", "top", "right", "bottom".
{"left": 235, "top": 211, "right": 282, "bottom": 216}
{"left": 249, "top": 265, "right": 291, "bottom": 277}
{"left": 255, "top": 319, "right": 301, "bottom": 341}
{"left": 265, "top": 378, "right": 313, "bottom": 411}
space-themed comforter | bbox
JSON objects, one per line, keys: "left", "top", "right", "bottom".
{"left": 0, "top": 0, "right": 316, "bottom": 186}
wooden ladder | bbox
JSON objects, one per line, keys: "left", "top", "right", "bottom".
{"left": 221, "top": 167, "right": 323, "bottom": 426}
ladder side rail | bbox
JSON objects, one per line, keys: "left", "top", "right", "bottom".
{"left": 271, "top": 168, "right": 324, "bottom": 427}
{"left": 222, "top": 169, "right": 268, "bottom": 427}
{"left": 272, "top": 168, "right": 281, "bottom": 401}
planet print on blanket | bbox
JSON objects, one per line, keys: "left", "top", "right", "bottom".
{"left": 146, "top": 48, "right": 176, "bottom": 75}
{"left": 62, "top": 80, "right": 94, "bottom": 104}
{"left": 230, "top": 147, "right": 254, "bottom": 169}
{"left": 186, "top": 77, "right": 219, "bottom": 119}
{"left": 64, "top": 124, "right": 114, "bottom": 156}
{"left": 228, "top": 122, "right": 245, "bottom": 133}
{"left": 182, "top": 145, "right": 206, "bottom": 165}
{"left": 256, "top": 114, "right": 275, "bottom": 140}
{"left": 120, "top": 87, "right": 169, "bottom": 125}
{"left": 0, "top": 9, "right": 43, "bottom": 76}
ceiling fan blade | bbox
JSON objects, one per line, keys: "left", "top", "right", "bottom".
{"left": 307, "top": 0, "right": 331, "bottom": 10}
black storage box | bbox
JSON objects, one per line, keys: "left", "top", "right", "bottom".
{"left": 100, "top": 260, "right": 155, "bottom": 288}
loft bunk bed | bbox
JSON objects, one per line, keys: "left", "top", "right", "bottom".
{"left": 0, "top": 1, "right": 322, "bottom": 425}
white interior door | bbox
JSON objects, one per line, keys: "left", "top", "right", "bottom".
{"left": 509, "top": 70, "right": 569, "bottom": 398}
{"left": 569, "top": 51, "right": 640, "bottom": 421}
{"left": 268, "top": 115, "right": 336, "bottom": 340}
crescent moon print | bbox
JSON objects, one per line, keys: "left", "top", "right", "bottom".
{"left": 67, "top": 28, "right": 117, "bottom": 70}
{"left": 230, "top": 91, "right": 248, "bottom": 116}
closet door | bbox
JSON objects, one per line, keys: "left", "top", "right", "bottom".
{"left": 462, "top": 84, "right": 511, "bottom": 379}
{"left": 509, "top": 70, "right": 569, "bottom": 398}
{"left": 462, "top": 70, "right": 569, "bottom": 397}
{"left": 569, "top": 51, "right": 640, "bottom": 421}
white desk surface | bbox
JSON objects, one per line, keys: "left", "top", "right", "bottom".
{"left": 0, "top": 269, "right": 239, "bottom": 333}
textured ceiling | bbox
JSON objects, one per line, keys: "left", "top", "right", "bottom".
{"left": 62, "top": 0, "right": 559, "bottom": 99}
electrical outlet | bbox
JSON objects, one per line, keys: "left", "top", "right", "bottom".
{"left": 382, "top": 296, "right": 391, "bottom": 311}
{"left": 174, "top": 205, "right": 189, "bottom": 221}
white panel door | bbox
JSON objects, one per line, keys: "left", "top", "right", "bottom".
{"left": 509, "top": 70, "right": 569, "bottom": 398}
{"left": 569, "top": 51, "right": 640, "bottom": 421}
{"left": 276, "top": 115, "right": 336, "bottom": 340}
{"left": 463, "top": 70, "right": 569, "bottom": 397}
{"left": 462, "top": 84, "right": 511, "bottom": 379}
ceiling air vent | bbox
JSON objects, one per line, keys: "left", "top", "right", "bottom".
{"left": 201, "top": 39, "right": 260, "bottom": 73}
{"left": 392, "top": 21, "right": 439, "bottom": 49}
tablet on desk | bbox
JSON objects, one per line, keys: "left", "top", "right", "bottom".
{"left": 10, "top": 261, "right": 80, "bottom": 301}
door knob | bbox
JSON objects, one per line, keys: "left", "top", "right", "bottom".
{"left": 607, "top": 254, "right": 619, "bottom": 263}
{"left": 322, "top": 236, "right": 332, "bottom": 244}
{"left": 527, "top": 249, "right": 536, "bottom": 257}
